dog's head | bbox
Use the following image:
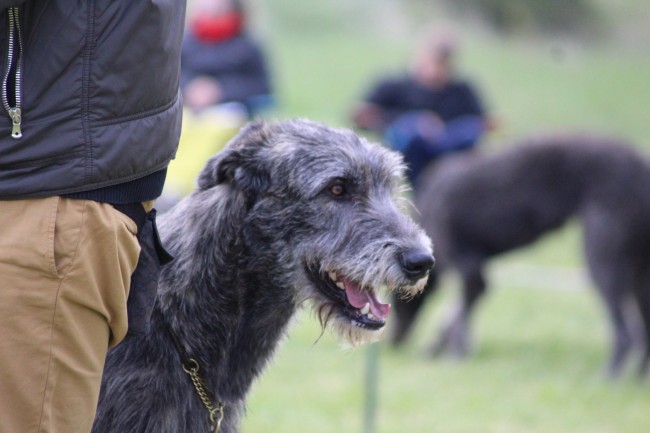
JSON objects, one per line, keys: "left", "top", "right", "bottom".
{"left": 198, "top": 119, "right": 433, "bottom": 345}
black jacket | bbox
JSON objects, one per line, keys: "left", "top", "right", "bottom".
{"left": 0, "top": 0, "right": 186, "bottom": 199}
{"left": 365, "top": 75, "right": 485, "bottom": 129}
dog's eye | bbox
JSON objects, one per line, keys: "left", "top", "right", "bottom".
{"left": 328, "top": 181, "right": 347, "bottom": 198}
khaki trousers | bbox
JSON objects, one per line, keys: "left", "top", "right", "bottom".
{"left": 0, "top": 197, "right": 141, "bottom": 433}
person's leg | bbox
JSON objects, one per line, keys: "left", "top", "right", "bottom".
{"left": 436, "top": 116, "right": 485, "bottom": 153}
{"left": 384, "top": 112, "right": 438, "bottom": 153}
{"left": 0, "top": 197, "right": 140, "bottom": 433}
{"left": 385, "top": 112, "right": 444, "bottom": 184}
{"left": 402, "top": 115, "right": 485, "bottom": 184}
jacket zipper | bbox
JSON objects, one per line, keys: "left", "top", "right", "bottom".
{"left": 2, "top": 6, "right": 22, "bottom": 139}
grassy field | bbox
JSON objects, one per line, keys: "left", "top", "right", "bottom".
{"left": 244, "top": 289, "right": 650, "bottom": 433}
{"left": 177, "top": 1, "right": 650, "bottom": 432}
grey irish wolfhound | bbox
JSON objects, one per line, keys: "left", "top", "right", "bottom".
{"left": 391, "top": 134, "right": 650, "bottom": 377}
{"left": 92, "top": 119, "right": 433, "bottom": 433}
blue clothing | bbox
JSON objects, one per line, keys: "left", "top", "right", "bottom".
{"left": 386, "top": 113, "right": 484, "bottom": 183}
{"left": 362, "top": 74, "right": 487, "bottom": 185}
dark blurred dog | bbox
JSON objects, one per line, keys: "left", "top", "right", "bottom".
{"left": 392, "top": 134, "right": 650, "bottom": 377}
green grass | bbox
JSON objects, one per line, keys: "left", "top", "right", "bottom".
{"left": 178, "top": 1, "right": 650, "bottom": 432}
{"left": 244, "top": 286, "right": 650, "bottom": 433}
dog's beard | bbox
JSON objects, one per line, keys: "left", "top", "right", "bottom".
{"left": 313, "top": 301, "right": 385, "bottom": 347}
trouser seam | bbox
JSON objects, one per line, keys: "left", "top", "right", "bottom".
{"left": 36, "top": 198, "right": 88, "bottom": 433}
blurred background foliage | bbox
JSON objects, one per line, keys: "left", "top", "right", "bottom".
{"left": 439, "top": 0, "right": 602, "bottom": 36}
{"left": 177, "top": 1, "right": 650, "bottom": 432}
{"left": 244, "top": 0, "right": 650, "bottom": 144}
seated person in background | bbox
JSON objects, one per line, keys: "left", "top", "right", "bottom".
{"left": 352, "top": 29, "right": 490, "bottom": 186}
{"left": 181, "top": 0, "right": 273, "bottom": 117}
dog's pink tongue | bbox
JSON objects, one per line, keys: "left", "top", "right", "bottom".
{"left": 343, "top": 279, "right": 391, "bottom": 319}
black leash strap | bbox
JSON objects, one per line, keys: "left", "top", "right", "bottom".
{"left": 164, "top": 319, "right": 193, "bottom": 365}
{"left": 112, "top": 202, "right": 148, "bottom": 231}
{"left": 112, "top": 203, "right": 173, "bottom": 336}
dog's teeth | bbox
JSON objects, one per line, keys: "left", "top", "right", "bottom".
{"left": 367, "top": 313, "right": 376, "bottom": 320}
{"left": 336, "top": 281, "right": 345, "bottom": 290}
{"left": 360, "top": 303, "right": 370, "bottom": 315}
{"left": 328, "top": 271, "right": 337, "bottom": 281}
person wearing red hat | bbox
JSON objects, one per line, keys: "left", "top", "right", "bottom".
{"left": 181, "top": 0, "right": 272, "bottom": 116}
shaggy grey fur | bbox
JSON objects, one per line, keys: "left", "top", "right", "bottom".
{"left": 92, "top": 119, "right": 432, "bottom": 433}
{"left": 391, "top": 134, "right": 650, "bottom": 377}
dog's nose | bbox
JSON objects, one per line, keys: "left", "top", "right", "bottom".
{"left": 399, "top": 249, "right": 435, "bottom": 281}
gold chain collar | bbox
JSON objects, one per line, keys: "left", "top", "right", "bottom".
{"left": 166, "top": 321, "right": 225, "bottom": 433}
{"left": 182, "top": 359, "right": 225, "bottom": 433}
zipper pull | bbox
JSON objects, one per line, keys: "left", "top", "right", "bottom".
{"left": 9, "top": 107, "right": 21, "bottom": 139}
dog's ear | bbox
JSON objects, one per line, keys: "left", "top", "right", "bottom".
{"left": 197, "top": 121, "right": 272, "bottom": 196}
